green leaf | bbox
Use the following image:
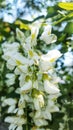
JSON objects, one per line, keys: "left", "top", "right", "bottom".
{"left": 64, "top": 22, "right": 73, "bottom": 34}
{"left": 58, "top": 2, "right": 73, "bottom": 10}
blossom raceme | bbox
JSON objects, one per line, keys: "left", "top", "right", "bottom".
{"left": 1, "top": 20, "right": 62, "bottom": 129}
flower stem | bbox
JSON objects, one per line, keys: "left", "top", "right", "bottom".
{"left": 26, "top": 103, "right": 28, "bottom": 130}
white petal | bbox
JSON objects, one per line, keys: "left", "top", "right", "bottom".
{"left": 7, "top": 58, "right": 16, "bottom": 70}
{"left": 33, "top": 98, "right": 40, "bottom": 110}
{"left": 21, "top": 80, "right": 32, "bottom": 92}
{"left": 17, "top": 109, "right": 24, "bottom": 115}
{"left": 44, "top": 80, "right": 60, "bottom": 94}
{"left": 6, "top": 73, "right": 15, "bottom": 79}
{"left": 9, "top": 124, "right": 17, "bottom": 130}
{"left": 40, "top": 50, "right": 62, "bottom": 72}
{"left": 39, "top": 60, "right": 52, "bottom": 72}
{"left": 42, "top": 111, "right": 52, "bottom": 120}
{"left": 16, "top": 28, "right": 25, "bottom": 42}
{"left": 8, "top": 105, "right": 15, "bottom": 113}
{"left": 6, "top": 73, "right": 15, "bottom": 86}
{"left": 5, "top": 117, "right": 15, "bottom": 123}
{"left": 34, "top": 119, "right": 48, "bottom": 127}
{"left": 16, "top": 126, "right": 23, "bottom": 130}
{"left": 41, "top": 50, "right": 62, "bottom": 62}
{"left": 40, "top": 24, "right": 57, "bottom": 44}
{"left": 34, "top": 110, "right": 41, "bottom": 118}
{"left": 38, "top": 95, "right": 44, "bottom": 107}
{"left": 50, "top": 106, "right": 59, "bottom": 112}
{"left": 4, "top": 98, "right": 17, "bottom": 105}
{"left": 14, "top": 53, "right": 29, "bottom": 65}
{"left": 5, "top": 116, "right": 26, "bottom": 125}
{"left": 40, "top": 25, "right": 52, "bottom": 40}
{"left": 19, "top": 74, "right": 26, "bottom": 87}
{"left": 18, "top": 65, "right": 28, "bottom": 73}
{"left": 44, "top": 24, "right": 52, "bottom": 34}
{"left": 40, "top": 34, "right": 57, "bottom": 44}
{"left": 47, "top": 100, "right": 59, "bottom": 112}
{"left": 45, "top": 34, "right": 57, "bottom": 44}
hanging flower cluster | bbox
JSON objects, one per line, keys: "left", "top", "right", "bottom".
{"left": 1, "top": 20, "right": 62, "bottom": 130}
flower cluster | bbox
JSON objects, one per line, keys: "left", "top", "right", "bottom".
{"left": 2, "top": 20, "right": 62, "bottom": 130}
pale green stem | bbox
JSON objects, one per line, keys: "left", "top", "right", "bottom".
{"left": 52, "top": 12, "right": 73, "bottom": 25}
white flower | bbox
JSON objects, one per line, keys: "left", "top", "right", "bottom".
{"left": 52, "top": 76, "right": 61, "bottom": 84}
{"left": 18, "top": 98, "right": 26, "bottom": 109}
{"left": 23, "top": 39, "right": 31, "bottom": 51}
{"left": 8, "top": 105, "right": 16, "bottom": 113}
{"left": 40, "top": 50, "right": 62, "bottom": 72}
{"left": 5, "top": 116, "right": 26, "bottom": 125}
{"left": 33, "top": 98, "right": 40, "bottom": 110}
{"left": 20, "top": 80, "right": 32, "bottom": 92}
{"left": 14, "top": 52, "right": 34, "bottom": 67}
{"left": 34, "top": 110, "right": 51, "bottom": 120}
{"left": 15, "top": 53, "right": 28, "bottom": 65}
{"left": 34, "top": 110, "right": 41, "bottom": 118}
{"left": 2, "top": 98, "right": 16, "bottom": 113}
{"left": 34, "top": 118, "right": 48, "bottom": 127}
{"left": 48, "top": 93, "right": 61, "bottom": 100}
{"left": 49, "top": 105, "right": 59, "bottom": 113}
{"left": 47, "top": 100, "right": 59, "bottom": 112}
{"left": 3, "top": 98, "right": 17, "bottom": 106}
{"left": 29, "top": 20, "right": 42, "bottom": 46}
{"left": 19, "top": 74, "right": 26, "bottom": 87}
{"left": 44, "top": 80, "right": 60, "bottom": 94}
{"left": 16, "top": 126, "right": 23, "bottom": 130}
{"left": 43, "top": 25, "right": 52, "bottom": 34}
{"left": 2, "top": 51, "right": 17, "bottom": 70}
{"left": 39, "top": 59, "right": 52, "bottom": 72}
{"left": 9, "top": 124, "right": 17, "bottom": 130}
{"left": 41, "top": 50, "right": 62, "bottom": 63}
{"left": 17, "top": 108, "right": 24, "bottom": 115}
{"left": 21, "top": 94, "right": 30, "bottom": 102}
{"left": 2, "top": 51, "right": 16, "bottom": 61}
{"left": 15, "top": 65, "right": 28, "bottom": 74}
{"left": 16, "top": 28, "right": 25, "bottom": 43}
{"left": 40, "top": 25, "right": 57, "bottom": 44}
{"left": 33, "top": 80, "right": 39, "bottom": 89}
{"left": 3, "top": 45, "right": 31, "bottom": 70}
{"left": 2, "top": 42, "right": 20, "bottom": 53}
{"left": 7, "top": 58, "right": 16, "bottom": 70}
{"left": 42, "top": 110, "right": 52, "bottom": 120}
{"left": 6, "top": 73, "right": 15, "bottom": 86}
{"left": 33, "top": 94, "right": 44, "bottom": 110}
{"left": 38, "top": 94, "right": 44, "bottom": 107}
{"left": 13, "top": 108, "right": 24, "bottom": 115}
{"left": 28, "top": 49, "right": 40, "bottom": 65}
